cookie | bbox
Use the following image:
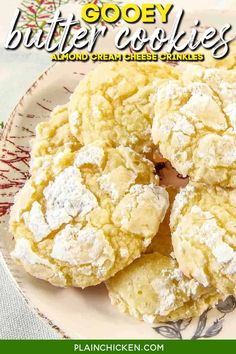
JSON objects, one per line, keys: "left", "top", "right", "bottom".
{"left": 171, "top": 183, "right": 236, "bottom": 295}
{"left": 107, "top": 252, "right": 220, "bottom": 323}
{"left": 31, "top": 105, "right": 80, "bottom": 159}
{"left": 152, "top": 68, "right": 236, "bottom": 187}
{"left": 68, "top": 62, "right": 177, "bottom": 156}
{"left": 10, "top": 143, "right": 169, "bottom": 288}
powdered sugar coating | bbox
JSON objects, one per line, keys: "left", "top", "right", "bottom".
{"left": 43, "top": 166, "right": 98, "bottom": 229}
{"left": 74, "top": 144, "right": 104, "bottom": 167}
{"left": 51, "top": 225, "right": 115, "bottom": 273}
{"left": 107, "top": 252, "right": 220, "bottom": 323}
{"left": 171, "top": 183, "right": 236, "bottom": 295}
{"left": 12, "top": 238, "right": 50, "bottom": 267}
{"left": 112, "top": 184, "right": 169, "bottom": 237}
{"left": 11, "top": 238, "right": 67, "bottom": 287}
{"left": 22, "top": 202, "right": 51, "bottom": 242}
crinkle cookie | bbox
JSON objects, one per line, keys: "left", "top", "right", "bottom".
{"left": 152, "top": 68, "right": 236, "bottom": 187}
{"left": 171, "top": 183, "right": 236, "bottom": 295}
{"left": 68, "top": 62, "right": 177, "bottom": 155}
{"left": 107, "top": 252, "right": 220, "bottom": 323}
{"left": 10, "top": 143, "right": 169, "bottom": 288}
{"left": 31, "top": 105, "right": 80, "bottom": 159}
{"left": 146, "top": 187, "right": 177, "bottom": 256}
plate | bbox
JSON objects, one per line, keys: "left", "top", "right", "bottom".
{"left": 1, "top": 11, "right": 236, "bottom": 339}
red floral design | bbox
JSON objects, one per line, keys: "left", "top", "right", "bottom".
{"left": 17, "top": 0, "right": 123, "bottom": 40}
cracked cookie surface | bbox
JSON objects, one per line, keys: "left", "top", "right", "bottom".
{"left": 152, "top": 68, "right": 236, "bottom": 187}
{"left": 68, "top": 62, "right": 177, "bottom": 156}
{"left": 10, "top": 143, "right": 169, "bottom": 288}
{"left": 107, "top": 252, "right": 220, "bottom": 323}
{"left": 171, "top": 183, "right": 236, "bottom": 295}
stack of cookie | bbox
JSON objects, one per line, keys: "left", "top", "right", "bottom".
{"left": 9, "top": 48, "right": 236, "bottom": 324}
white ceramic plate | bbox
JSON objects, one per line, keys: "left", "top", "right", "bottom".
{"left": 1, "top": 11, "right": 236, "bottom": 339}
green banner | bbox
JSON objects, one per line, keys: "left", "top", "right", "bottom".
{"left": 0, "top": 340, "right": 236, "bottom": 354}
